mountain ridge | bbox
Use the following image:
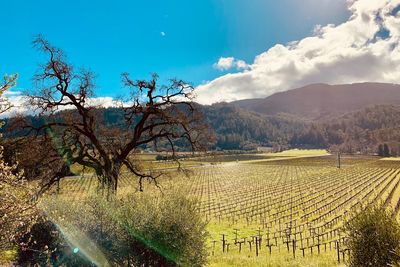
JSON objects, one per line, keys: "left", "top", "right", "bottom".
{"left": 232, "top": 82, "right": 400, "bottom": 120}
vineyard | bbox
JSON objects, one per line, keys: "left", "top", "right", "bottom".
{"left": 56, "top": 152, "right": 400, "bottom": 266}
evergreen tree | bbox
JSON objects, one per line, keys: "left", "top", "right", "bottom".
{"left": 378, "top": 144, "right": 384, "bottom": 156}
{"left": 383, "top": 143, "right": 390, "bottom": 157}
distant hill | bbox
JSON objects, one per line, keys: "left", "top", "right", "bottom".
{"left": 198, "top": 103, "right": 306, "bottom": 150}
{"left": 4, "top": 83, "right": 400, "bottom": 153}
{"left": 233, "top": 83, "right": 400, "bottom": 120}
{"left": 289, "top": 104, "right": 400, "bottom": 154}
{"left": 3, "top": 103, "right": 306, "bottom": 151}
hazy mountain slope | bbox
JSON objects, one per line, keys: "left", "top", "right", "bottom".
{"left": 198, "top": 103, "right": 307, "bottom": 149}
{"left": 233, "top": 83, "right": 400, "bottom": 119}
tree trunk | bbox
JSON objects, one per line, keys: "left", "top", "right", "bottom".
{"left": 103, "top": 162, "right": 121, "bottom": 198}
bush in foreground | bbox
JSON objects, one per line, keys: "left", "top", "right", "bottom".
{"left": 345, "top": 205, "right": 400, "bottom": 267}
{"left": 118, "top": 192, "right": 208, "bottom": 266}
{"left": 0, "top": 73, "right": 38, "bottom": 258}
{"left": 22, "top": 191, "right": 208, "bottom": 266}
{"left": 17, "top": 219, "right": 94, "bottom": 267}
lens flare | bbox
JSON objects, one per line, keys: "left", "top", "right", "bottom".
{"left": 41, "top": 206, "right": 111, "bottom": 267}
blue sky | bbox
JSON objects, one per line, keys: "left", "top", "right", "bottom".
{"left": 1, "top": 0, "right": 350, "bottom": 98}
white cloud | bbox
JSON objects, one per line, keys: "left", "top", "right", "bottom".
{"left": 0, "top": 95, "right": 119, "bottom": 118}
{"left": 196, "top": 0, "right": 400, "bottom": 104}
{"left": 213, "top": 57, "right": 249, "bottom": 71}
{"left": 213, "top": 57, "right": 235, "bottom": 71}
{"left": 0, "top": 94, "right": 28, "bottom": 118}
{"left": 4, "top": 89, "right": 22, "bottom": 96}
{"left": 86, "top": 97, "right": 117, "bottom": 108}
{"left": 235, "top": 60, "right": 249, "bottom": 70}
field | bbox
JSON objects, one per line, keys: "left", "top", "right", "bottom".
{"left": 55, "top": 150, "right": 400, "bottom": 266}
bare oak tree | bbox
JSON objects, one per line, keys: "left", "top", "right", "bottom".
{"left": 24, "top": 36, "right": 211, "bottom": 195}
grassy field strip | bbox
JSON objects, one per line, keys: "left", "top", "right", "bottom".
{"left": 380, "top": 157, "right": 400, "bottom": 161}
{"left": 239, "top": 154, "right": 331, "bottom": 164}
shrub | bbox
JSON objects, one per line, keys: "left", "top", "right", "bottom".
{"left": 36, "top": 190, "right": 208, "bottom": 266}
{"left": 118, "top": 192, "right": 208, "bottom": 266}
{"left": 17, "top": 218, "right": 94, "bottom": 267}
{"left": 0, "top": 118, "right": 37, "bottom": 252}
{"left": 0, "top": 73, "right": 37, "bottom": 254}
{"left": 345, "top": 205, "right": 400, "bottom": 267}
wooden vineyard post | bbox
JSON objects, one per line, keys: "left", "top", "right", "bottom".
{"left": 257, "top": 228, "right": 262, "bottom": 250}
{"left": 266, "top": 233, "right": 272, "bottom": 255}
{"left": 221, "top": 234, "right": 226, "bottom": 253}
{"left": 237, "top": 240, "right": 245, "bottom": 253}
{"left": 284, "top": 236, "right": 290, "bottom": 252}
{"left": 255, "top": 236, "right": 259, "bottom": 256}
{"left": 342, "top": 249, "right": 346, "bottom": 262}
{"left": 212, "top": 240, "right": 217, "bottom": 256}
{"left": 267, "top": 244, "right": 272, "bottom": 255}
{"left": 292, "top": 239, "right": 296, "bottom": 259}
{"left": 337, "top": 241, "right": 340, "bottom": 263}
{"left": 300, "top": 247, "right": 305, "bottom": 257}
{"left": 337, "top": 152, "right": 341, "bottom": 169}
{"left": 234, "top": 228, "right": 239, "bottom": 244}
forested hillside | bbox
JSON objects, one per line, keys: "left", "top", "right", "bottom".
{"left": 203, "top": 103, "right": 400, "bottom": 154}
{"left": 198, "top": 103, "right": 306, "bottom": 150}
{"left": 4, "top": 103, "right": 400, "bottom": 154}
{"left": 292, "top": 105, "right": 400, "bottom": 155}
{"left": 4, "top": 83, "right": 400, "bottom": 154}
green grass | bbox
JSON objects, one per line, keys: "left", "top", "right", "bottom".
{"left": 241, "top": 149, "right": 330, "bottom": 164}
{"left": 209, "top": 252, "right": 344, "bottom": 267}
{"left": 0, "top": 249, "right": 17, "bottom": 263}
{"left": 261, "top": 149, "right": 329, "bottom": 157}
{"left": 205, "top": 218, "right": 346, "bottom": 266}
{"left": 380, "top": 157, "right": 400, "bottom": 161}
